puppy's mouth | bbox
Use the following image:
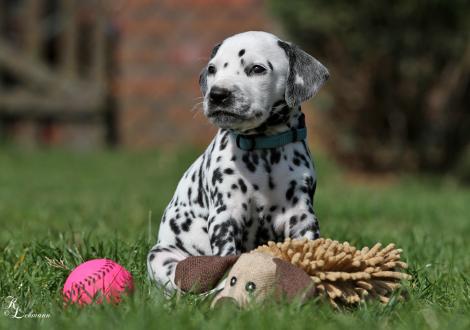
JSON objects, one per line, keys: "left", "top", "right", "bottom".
{"left": 205, "top": 101, "right": 253, "bottom": 128}
{"left": 208, "top": 110, "right": 245, "bottom": 120}
{"left": 207, "top": 111, "right": 247, "bottom": 128}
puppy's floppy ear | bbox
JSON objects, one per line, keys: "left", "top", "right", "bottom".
{"left": 199, "top": 42, "right": 222, "bottom": 95}
{"left": 175, "top": 255, "right": 238, "bottom": 293}
{"left": 277, "top": 40, "right": 329, "bottom": 108}
{"left": 273, "top": 258, "right": 316, "bottom": 301}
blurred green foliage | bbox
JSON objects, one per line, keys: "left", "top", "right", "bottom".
{"left": 270, "top": 0, "right": 470, "bottom": 174}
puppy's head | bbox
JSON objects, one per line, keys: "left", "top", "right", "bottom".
{"left": 199, "top": 31, "right": 329, "bottom": 132}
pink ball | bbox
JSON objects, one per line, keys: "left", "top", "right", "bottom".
{"left": 63, "top": 259, "right": 134, "bottom": 305}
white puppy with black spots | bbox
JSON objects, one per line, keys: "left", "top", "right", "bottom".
{"left": 148, "top": 31, "right": 329, "bottom": 292}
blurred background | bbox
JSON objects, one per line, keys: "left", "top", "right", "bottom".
{"left": 0, "top": 0, "right": 469, "bottom": 180}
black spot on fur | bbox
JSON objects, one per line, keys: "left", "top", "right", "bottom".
{"left": 163, "top": 258, "right": 178, "bottom": 266}
{"left": 212, "top": 168, "right": 223, "bottom": 185}
{"left": 286, "top": 180, "right": 297, "bottom": 200}
{"left": 169, "top": 219, "right": 180, "bottom": 235}
{"left": 289, "top": 216, "right": 298, "bottom": 226}
{"left": 238, "top": 179, "right": 247, "bottom": 193}
{"left": 187, "top": 187, "right": 192, "bottom": 200}
{"left": 216, "top": 205, "right": 227, "bottom": 214}
{"left": 238, "top": 49, "right": 245, "bottom": 57}
{"left": 224, "top": 168, "right": 234, "bottom": 175}
{"left": 254, "top": 226, "right": 270, "bottom": 247}
{"left": 267, "top": 60, "right": 273, "bottom": 70}
{"left": 220, "top": 131, "right": 229, "bottom": 151}
{"left": 270, "top": 150, "right": 281, "bottom": 164}
{"left": 181, "top": 218, "right": 192, "bottom": 232}
{"left": 211, "top": 43, "right": 222, "bottom": 58}
{"left": 224, "top": 62, "right": 228, "bottom": 68}
{"left": 196, "top": 158, "right": 207, "bottom": 207}
{"left": 242, "top": 153, "right": 256, "bottom": 172}
{"left": 268, "top": 176, "right": 275, "bottom": 189}
{"left": 294, "top": 150, "right": 310, "bottom": 167}
{"left": 175, "top": 237, "right": 191, "bottom": 255}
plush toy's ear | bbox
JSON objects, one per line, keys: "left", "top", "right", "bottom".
{"left": 175, "top": 255, "right": 239, "bottom": 293}
{"left": 277, "top": 40, "right": 329, "bottom": 108}
{"left": 273, "top": 258, "right": 316, "bottom": 301}
{"left": 199, "top": 42, "right": 222, "bottom": 96}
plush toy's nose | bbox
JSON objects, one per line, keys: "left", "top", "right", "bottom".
{"left": 212, "top": 296, "right": 239, "bottom": 309}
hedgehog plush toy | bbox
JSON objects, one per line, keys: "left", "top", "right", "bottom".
{"left": 174, "top": 238, "right": 411, "bottom": 308}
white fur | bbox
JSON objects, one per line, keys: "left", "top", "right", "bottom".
{"left": 203, "top": 32, "right": 289, "bottom": 132}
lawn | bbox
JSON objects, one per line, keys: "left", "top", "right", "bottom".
{"left": 0, "top": 148, "right": 469, "bottom": 329}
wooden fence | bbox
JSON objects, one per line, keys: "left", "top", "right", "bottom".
{"left": 0, "top": 0, "right": 114, "bottom": 145}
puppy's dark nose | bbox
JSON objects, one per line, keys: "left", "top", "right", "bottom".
{"left": 209, "top": 86, "right": 232, "bottom": 105}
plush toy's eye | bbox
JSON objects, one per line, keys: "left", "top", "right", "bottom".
{"left": 245, "top": 281, "right": 256, "bottom": 293}
{"left": 230, "top": 276, "right": 237, "bottom": 286}
{"left": 250, "top": 65, "right": 266, "bottom": 75}
{"left": 207, "top": 65, "right": 217, "bottom": 75}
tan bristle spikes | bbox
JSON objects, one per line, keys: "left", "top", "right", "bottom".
{"left": 253, "top": 238, "right": 411, "bottom": 307}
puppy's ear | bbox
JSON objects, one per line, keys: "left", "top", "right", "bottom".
{"left": 199, "top": 42, "right": 222, "bottom": 95}
{"left": 273, "top": 258, "right": 316, "bottom": 301}
{"left": 175, "top": 255, "right": 238, "bottom": 293}
{"left": 278, "top": 40, "right": 329, "bottom": 108}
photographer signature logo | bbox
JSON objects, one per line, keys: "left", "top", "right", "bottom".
{"left": 2, "top": 296, "right": 51, "bottom": 319}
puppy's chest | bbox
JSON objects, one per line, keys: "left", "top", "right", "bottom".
{"left": 207, "top": 139, "right": 313, "bottom": 208}
{"left": 209, "top": 146, "right": 291, "bottom": 190}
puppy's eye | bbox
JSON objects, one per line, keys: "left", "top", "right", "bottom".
{"left": 207, "top": 65, "right": 217, "bottom": 75}
{"left": 250, "top": 65, "right": 266, "bottom": 75}
{"left": 230, "top": 276, "right": 237, "bottom": 286}
{"left": 245, "top": 281, "right": 256, "bottom": 293}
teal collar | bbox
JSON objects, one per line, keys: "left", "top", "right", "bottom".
{"left": 232, "top": 114, "right": 307, "bottom": 151}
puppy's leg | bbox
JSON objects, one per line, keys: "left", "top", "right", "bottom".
{"left": 287, "top": 211, "right": 320, "bottom": 240}
{"left": 282, "top": 200, "right": 320, "bottom": 240}
{"left": 147, "top": 244, "right": 189, "bottom": 293}
{"left": 207, "top": 211, "right": 243, "bottom": 256}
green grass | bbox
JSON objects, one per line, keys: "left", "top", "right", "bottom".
{"left": 0, "top": 148, "right": 469, "bottom": 329}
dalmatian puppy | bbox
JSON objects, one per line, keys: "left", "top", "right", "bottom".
{"left": 148, "top": 31, "right": 329, "bottom": 292}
